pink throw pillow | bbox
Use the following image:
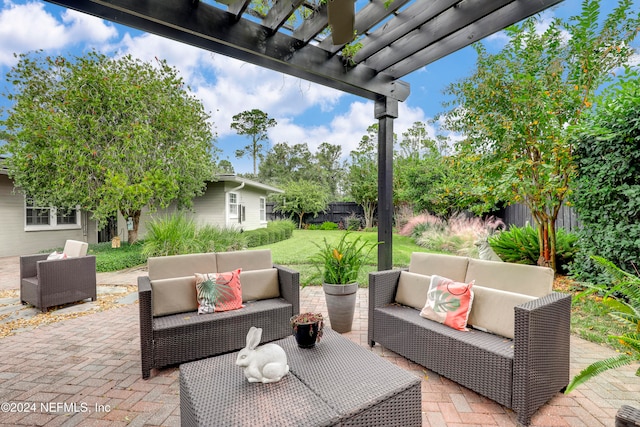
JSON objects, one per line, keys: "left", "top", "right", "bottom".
{"left": 420, "top": 275, "right": 474, "bottom": 331}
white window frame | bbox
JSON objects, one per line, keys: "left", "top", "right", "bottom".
{"left": 228, "top": 192, "right": 239, "bottom": 219}
{"left": 25, "top": 197, "right": 81, "bottom": 231}
{"left": 259, "top": 197, "right": 266, "bottom": 223}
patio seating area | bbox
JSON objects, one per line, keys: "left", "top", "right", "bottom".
{"left": 0, "top": 256, "right": 638, "bottom": 426}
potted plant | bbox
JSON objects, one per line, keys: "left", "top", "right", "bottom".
{"left": 564, "top": 256, "right": 640, "bottom": 395}
{"left": 290, "top": 312, "right": 324, "bottom": 348}
{"left": 310, "top": 232, "right": 379, "bottom": 333}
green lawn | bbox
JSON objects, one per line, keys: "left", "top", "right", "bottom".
{"left": 251, "top": 229, "right": 433, "bottom": 286}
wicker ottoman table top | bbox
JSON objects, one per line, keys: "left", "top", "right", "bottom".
{"left": 180, "top": 328, "right": 422, "bottom": 427}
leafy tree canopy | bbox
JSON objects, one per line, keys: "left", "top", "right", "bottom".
{"left": 230, "top": 108, "right": 276, "bottom": 175}
{"left": 440, "top": 0, "right": 640, "bottom": 270}
{"left": 2, "top": 50, "right": 216, "bottom": 243}
{"left": 272, "top": 179, "right": 329, "bottom": 228}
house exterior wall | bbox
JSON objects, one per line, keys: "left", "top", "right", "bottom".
{"left": 0, "top": 174, "right": 96, "bottom": 257}
{"left": 117, "top": 180, "right": 271, "bottom": 242}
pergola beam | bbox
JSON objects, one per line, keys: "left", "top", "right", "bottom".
{"left": 46, "top": 0, "right": 410, "bottom": 102}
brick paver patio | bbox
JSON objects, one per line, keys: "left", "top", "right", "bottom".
{"left": 0, "top": 256, "right": 637, "bottom": 426}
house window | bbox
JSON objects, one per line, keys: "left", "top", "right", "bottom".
{"left": 259, "top": 197, "right": 266, "bottom": 222}
{"left": 25, "top": 197, "right": 81, "bottom": 230}
{"left": 229, "top": 192, "right": 238, "bottom": 218}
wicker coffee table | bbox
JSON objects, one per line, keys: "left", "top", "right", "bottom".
{"left": 180, "top": 329, "right": 421, "bottom": 426}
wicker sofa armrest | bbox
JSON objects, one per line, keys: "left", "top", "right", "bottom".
{"left": 513, "top": 291, "right": 572, "bottom": 426}
{"left": 275, "top": 264, "right": 300, "bottom": 315}
{"left": 137, "top": 275, "right": 154, "bottom": 379}
{"left": 368, "top": 269, "right": 403, "bottom": 346}
{"left": 20, "top": 254, "right": 49, "bottom": 279}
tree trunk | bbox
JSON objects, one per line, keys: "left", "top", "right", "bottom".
{"left": 363, "top": 202, "right": 376, "bottom": 229}
{"left": 123, "top": 209, "right": 141, "bottom": 244}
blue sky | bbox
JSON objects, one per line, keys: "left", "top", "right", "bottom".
{"left": 0, "top": 0, "right": 638, "bottom": 174}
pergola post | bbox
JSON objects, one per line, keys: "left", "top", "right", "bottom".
{"left": 375, "top": 96, "right": 398, "bottom": 271}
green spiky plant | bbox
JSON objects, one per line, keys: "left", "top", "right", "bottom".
{"left": 564, "top": 256, "right": 640, "bottom": 393}
{"left": 310, "top": 232, "right": 379, "bottom": 285}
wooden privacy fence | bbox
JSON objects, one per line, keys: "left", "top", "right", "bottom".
{"left": 268, "top": 201, "right": 580, "bottom": 232}
{"left": 495, "top": 203, "right": 580, "bottom": 232}
{"left": 267, "top": 202, "right": 364, "bottom": 226}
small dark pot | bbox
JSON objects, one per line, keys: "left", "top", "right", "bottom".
{"left": 292, "top": 322, "right": 321, "bottom": 348}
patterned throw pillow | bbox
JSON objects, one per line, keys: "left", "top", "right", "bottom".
{"left": 420, "top": 275, "right": 474, "bottom": 331}
{"left": 194, "top": 269, "right": 243, "bottom": 314}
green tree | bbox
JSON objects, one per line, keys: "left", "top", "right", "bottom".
{"left": 258, "top": 142, "right": 315, "bottom": 185}
{"left": 272, "top": 179, "right": 329, "bottom": 229}
{"left": 2, "top": 50, "right": 216, "bottom": 243}
{"left": 218, "top": 159, "right": 235, "bottom": 174}
{"left": 346, "top": 125, "right": 379, "bottom": 229}
{"left": 315, "top": 142, "right": 344, "bottom": 200}
{"left": 571, "top": 73, "right": 640, "bottom": 281}
{"left": 230, "top": 109, "right": 276, "bottom": 175}
{"left": 441, "top": 0, "right": 639, "bottom": 271}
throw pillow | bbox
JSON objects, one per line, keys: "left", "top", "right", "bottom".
{"left": 47, "top": 251, "right": 67, "bottom": 260}
{"left": 194, "top": 269, "right": 243, "bottom": 314}
{"left": 420, "top": 275, "right": 474, "bottom": 331}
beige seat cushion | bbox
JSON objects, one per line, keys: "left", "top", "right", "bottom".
{"left": 151, "top": 276, "right": 198, "bottom": 317}
{"left": 465, "top": 258, "right": 553, "bottom": 297}
{"left": 395, "top": 271, "right": 431, "bottom": 310}
{"left": 467, "top": 285, "right": 537, "bottom": 339}
{"left": 216, "top": 249, "right": 272, "bottom": 273}
{"left": 63, "top": 240, "right": 88, "bottom": 258}
{"left": 148, "top": 253, "right": 217, "bottom": 281}
{"left": 240, "top": 268, "right": 280, "bottom": 302}
{"left": 409, "top": 252, "right": 468, "bottom": 282}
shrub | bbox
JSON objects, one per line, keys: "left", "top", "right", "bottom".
{"left": 344, "top": 214, "right": 362, "bottom": 231}
{"left": 243, "top": 220, "right": 295, "bottom": 247}
{"left": 196, "top": 225, "right": 246, "bottom": 252}
{"left": 142, "top": 212, "right": 245, "bottom": 256}
{"left": 415, "top": 213, "right": 504, "bottom": 257}
{"left": 489, "top": 224, "right": 578, "bottom": 273}
{"left": 90, "top": 242, "right": 146, "bottom": 272}
{"left": 143, "top": 213, "right": 198, "bottom": 257}
{"left": 398, "top": 213, "right": 445, "bottom": 238}
{"left": 319, "top": 221, "right": 339, "bottom": 230}
{"left": 570, "top": 75, "right": 640, "bottom": 282}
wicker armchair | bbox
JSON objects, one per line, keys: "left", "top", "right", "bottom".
{"left": 20, "top": 240, "right": 97, "bottom": 312}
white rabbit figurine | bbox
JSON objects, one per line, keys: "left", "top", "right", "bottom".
{"left": 235, "top": 327, "right": 289, "bottom": 383}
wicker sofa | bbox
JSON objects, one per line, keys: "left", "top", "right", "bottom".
{"left": 368, "top": 253, "right": 571, "bottom": 426}
{"left": 138, "top": 249, "right": 299, "bottom": 379}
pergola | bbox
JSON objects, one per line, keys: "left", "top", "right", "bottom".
{"left": 45, "top": 0, "right": 563, "bottom": 269}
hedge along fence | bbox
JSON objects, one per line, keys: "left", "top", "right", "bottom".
{"left": 244, "top": 219, "right": 295, "bottom": 248}
{"left": 267, "top": 202, "right": 366, "bottom": 227}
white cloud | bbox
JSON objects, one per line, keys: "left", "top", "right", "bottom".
{"left": 267, "top": 100, "right": 434, "bottom": 160}
{"left": 0, "top": 1, "right": 116, "bottom": 67}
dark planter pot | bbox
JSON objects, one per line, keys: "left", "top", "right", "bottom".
{"left": 292, "top": 321, "right": 321, "bottom": 348}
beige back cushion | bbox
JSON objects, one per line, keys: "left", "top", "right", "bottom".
{"left": 64, "top": 240, "right": 88, "bottom": 258}
{"left": 468, "top": 285, "right": 537, "bottom": 339}
{"left": 465, "top": 259, "right": 553, "bottom": 297}
{"left": 151, "top": 276, "right": 198, "bottom": 317}
{"left": 395, "top": 271, "right": 432, "bottom": 309}
{"left": 216, "top": 249, "right": 272, "bottom": 273}
{"left": 240, "top": 268, "right": 280, "bottom": 302}
{"left": 409, "top": 252, "right": 468, "bottom": 282}
{"left": 148, "top": 253, "right": 217, "bottom": 281}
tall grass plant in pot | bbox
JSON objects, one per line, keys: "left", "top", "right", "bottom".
{"left": 310, "top": 232, "right": 379, "bottom": 333}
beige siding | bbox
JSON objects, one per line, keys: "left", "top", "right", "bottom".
{"left": 125, "top": 180, "right": 271, "bottom": 241}
{"left": 0, "top": 175, "right": 93, "bottom": 257}
{"left": 234, "top": 186, "right": 268, "bottom": 231}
